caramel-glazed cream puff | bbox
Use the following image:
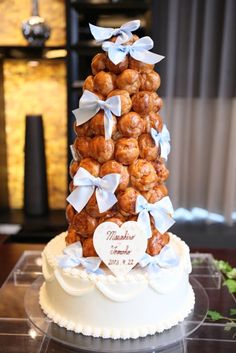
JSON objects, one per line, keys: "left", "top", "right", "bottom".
{"left": 140, "top": 71, "right": 161, "bottom": 91}
{"left": 73, "top": 210, "right": 98, "bottom": 237}
{"left": 138, "top": 133, "right": 159, "bottom": 161}
{"left": 117, "top": 111, "right": 144, "bottom": 138}
{"left": 129, "top": 159, "right": 158, "bottom": 191}
{"left": 93, "top": 71, "right": 116, "bottom": 96}
{"left": 89, "top": 111, "right": 117, "bottom": 137}
{"left": 91, "top": 53, "right": 106, "bottom": 75}
{"left": 118, "top": 187, "right": 140, "bottom": 216}
{"left": 90, "top": 136, "right": 114, "bottom": 163}
{"left": 115, "top": 138, "right": 139, "bottom": 165}
{"left": 116, "top": 69, "right": 140, "bottom": 94}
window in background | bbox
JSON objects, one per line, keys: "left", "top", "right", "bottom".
{"left": 152, "top": 0, "right": 236, "bottom": 223}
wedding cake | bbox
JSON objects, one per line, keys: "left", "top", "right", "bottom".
{"left": 40, "top": 20, "right": 195, "bottom": 340}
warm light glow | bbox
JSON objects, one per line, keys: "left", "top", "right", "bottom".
{"left": 28, "top": 328, "right": 37, "bottom": 339}
{"left": 27, "top": 61, "right": 39, "bottom": 67}
{"left": 44, "top": 49, "right": 67, "bottom": 59}
{"left": 35, "top": 257, "right": 43, "bottom": 267}
{"left": 28, "top": 16, "right": 45, "bottom": 26}
{"left": 4, "top": 59, "right": 67, "bottom": 209}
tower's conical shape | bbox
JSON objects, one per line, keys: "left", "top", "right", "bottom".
{"left": 66, "top": 28, "right": 171, "bottom": 257}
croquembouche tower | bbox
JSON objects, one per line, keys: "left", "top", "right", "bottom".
{"left": 40, "top": 20, "right": 195, "bottom": 340}
{"left": 66, "top": 20, "right": 173, "bottom": 255}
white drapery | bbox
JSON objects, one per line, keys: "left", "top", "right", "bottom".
{"left": 152, "top": 0, "right": 236, "bottom": 223}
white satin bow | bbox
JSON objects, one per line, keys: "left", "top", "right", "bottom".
{"left": 67, "top": 167, "right": 120, "bottom": 213}
{"left": 89, "top": 20, "right": 140, "bottom": 43}
{"left": 139, "top": 245, "right": 180, "bottom": 274}
{"left": 136, "top": 195, "right": 175, "bottom": 238}
{"left": 72, "top": 90, "right": 121, "bottom": 140}
{"left": 57, "top": 241, "right": 101, "bottom": 273}
{"left": 102, "top": 36, "right": 165, "bottom": 65}
{"left": 151, "top": 124, "right": 171, "bottom": 161}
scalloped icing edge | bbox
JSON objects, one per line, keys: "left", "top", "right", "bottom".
{"left": 42, "top": 232, "right": 191, "bottom": 283}
{"left": 39, "top": 283, "right": 195, "bottom": 339}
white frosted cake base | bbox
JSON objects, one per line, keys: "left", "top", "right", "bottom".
{"left": 40, "top": 232, "right": 195, "bottom": 340}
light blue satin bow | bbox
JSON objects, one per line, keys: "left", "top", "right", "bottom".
{"left": 67, "top": 167, "right": 120, "bottom": 213}
{"left": 89, "top": 20, "right": 140, "bottom": 43}
{"left": 57, "top": 241, "right": 102, "bottom": 273}
{"left": 72, "top": 90, "right": 121, "bottom": 140}
{"left": 136, "top": 195, "right": 175, "bottom": 238}
{"left": 102, "top": 36, "right": 165, "bottom": 65}
{"left": 151, "top": 125, "right": 171, "bottom": 161}
{"left": 139, "top": 245, "right": 180, "bottom": 274}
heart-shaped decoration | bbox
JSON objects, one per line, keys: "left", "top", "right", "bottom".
{"left": 93, "top": 221, "right": 147, "bottom": 277}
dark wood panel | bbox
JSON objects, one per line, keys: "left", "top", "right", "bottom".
{"left": 0, "top": 59, "right": 9, "bottom": 209}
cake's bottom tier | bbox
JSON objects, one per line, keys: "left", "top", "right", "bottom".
{"left": 40, "top": 232, "right": 195, "bottom": 340}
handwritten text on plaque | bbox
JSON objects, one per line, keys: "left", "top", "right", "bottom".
{"left": 93, "top": 221, "right": 147, "bottom": 276}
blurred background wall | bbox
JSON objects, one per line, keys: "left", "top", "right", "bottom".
{"left": 0, "top": 0, "right": 67, "bottom": 210}
{"left": 0, "top": 0, "right": 235, "bottom": 228}
{"left": 152, "top": 0, "right": 236, "bottom": 223}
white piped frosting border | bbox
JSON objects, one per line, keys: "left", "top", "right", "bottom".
{"left": 39, "top": 282, "right": 195, "bottom": 339}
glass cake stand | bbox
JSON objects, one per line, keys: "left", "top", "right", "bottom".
{"left": 24, "top": 276, "right": 208, "bottom": 353}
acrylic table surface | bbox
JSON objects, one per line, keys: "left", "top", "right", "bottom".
{"left": 0, "top": 240, "right": 236, "bottom": 353}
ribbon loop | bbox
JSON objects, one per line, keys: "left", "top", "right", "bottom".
{"left": 89, "top": 20, "right": 140, "bottom": 43}
{"left": 151, "top": 124, "right": 171, "bottom": 160}
{"left": 136, "top": 195, "right": 175, "bottom": 238}
{"left": 72, "top": 90, "right": 121, "bottom": 140}
{"left": 67, "top": 167, "right": 120, "bottom": 213}
{"left": 57, "top": 241, "right": 101, "bottom": 273}
{"left": 139, "top": 245, "right": 180, "bottom": 274}
{"left": 102, "top": 36, "right": 165, "bottom": 66}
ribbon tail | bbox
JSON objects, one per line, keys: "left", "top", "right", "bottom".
{"left": 101, "top": 173, "right": 120, "bottom": 193}
{"left": 104, "top": 109, "right": 113, "bottom": 140}
{"left": 67, "top": 185, "right": 94, "bottom": 213}
{"left": 96, "top": 189, "right": 117, "bottom": 213}
{"left": 162, "top": 124, "right": 171, "bottom": 141}
{"left": 137, "top": 210, "right": 152, "bottom": 238}
{"left": 150, "top": 128, "right": 160, "bottom": 148}
{"left": 160, "top": 141, "right": 171, "bottom": 160}
{"left": 131, "top": 49, "right": 165, "bottom": 65}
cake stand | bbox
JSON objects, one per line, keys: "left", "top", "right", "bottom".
{"left": 24, "top": 275, "right": 208, "bottom": 353}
